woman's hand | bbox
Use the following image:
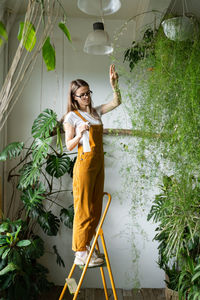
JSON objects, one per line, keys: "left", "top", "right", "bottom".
{"left": 109, "top": 64, "right": 118, "bottom": 90}
{"left": 77, "top": 123, "right": 90, "bottom": 138}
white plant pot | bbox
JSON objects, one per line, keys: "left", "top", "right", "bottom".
{"left": 162, "top": 16, "right": 194, "bottom": 41}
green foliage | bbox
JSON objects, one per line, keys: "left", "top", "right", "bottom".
{"left": 0, "top": 219, "right": 52, "bottom": 299}
{"left": 38, "top": 211, "right": 60, "bottom": 236}
{"left": 42, "top": 37, "right": 56, "bottom": 71}
{"left": 121, "top": 19, "right": 200, "bottom": 294}
{"left": 0, "top": 108, "right": 76, "bottom": 299}
{"left": 60, "top": 204, "right": 74, "bottom": 229}
{"left": 124, "top": 28, "right": 156, "bottom": 71}
{"left": 46, "top": 153, "right": 73, "bottom": 178}
{"left": 148, "top": 175, "right": 200, "bottom": 295}
{"left": 178, "top": 256, "right": 200, "bottom": 300}
{"left": 18, "top": 162, "right": 41, "bottom": 189}
{"left": 0, "top": 21, "right": 8, "bottom": 43}
{"left": 31, "top": 108, "right": 57, "bottom": 138}
{"left": 0, "top": 142, "right": 24, "bottom": 161}
{"left": 21, "top": 183, "right": 45, "bottom": 216}
{"left": 32, "top": 137, "right": 51, "bottom": 165}
{"left": 17, "top": 22, "right": 36, "bottom": 52}
{"left": 58, "top": 22, "right": 71, "bottom": 42}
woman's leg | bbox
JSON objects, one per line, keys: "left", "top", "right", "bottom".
{"left": 72, "top": 160, "right": 98, "bottom": 251}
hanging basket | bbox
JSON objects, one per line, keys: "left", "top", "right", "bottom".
{"left": 161, "top": 16, "right": 195, "bottom": 41}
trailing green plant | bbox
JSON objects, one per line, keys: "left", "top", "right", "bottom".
{"left": 115, "top": 19, "right": 200, "bottom": 292}
{"left": 0, "top": 108, "right": 75, "bottom": 299}
{"left": 123, "top": 28, "right": 156, "bottom": 72}
{"left": 122, "top": 22, "right": 200, "bottom": 176}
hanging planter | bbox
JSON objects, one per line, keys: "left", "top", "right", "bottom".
{"left": 161, "top": 16, "right": 195, "bottom": 41}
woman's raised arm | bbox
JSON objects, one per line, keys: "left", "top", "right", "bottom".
{"left": 100, "top": 64, "right": 121, "bottom": 115}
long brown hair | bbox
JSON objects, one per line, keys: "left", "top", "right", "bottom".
{"left": 61, "top": 79, "right": 100, "bottom": 123}
{"left": 67, "top": 79, "right": 91, "bottom": 113}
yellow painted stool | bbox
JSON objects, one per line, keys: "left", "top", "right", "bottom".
{"left": 59, "top": 192, "right": 118, "bottom": 300}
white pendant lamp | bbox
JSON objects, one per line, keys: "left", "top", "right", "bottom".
{"left": 83, "top": 22, "right": 113, "bottom": 55}
{"left": 77, "top": 0, "right": 121, "bottom": 16}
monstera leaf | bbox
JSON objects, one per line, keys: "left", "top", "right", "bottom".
{"left": 21, "top": 183, "right": 45, "bottom": 216}
{"left": 17, "top": 22, "right": 36, "bottom": 52}
{"left": 46, "top": 154, "right": 72, "bottom": 178}
{"left": 31, "top": 109, "right": 57, "bottom": 139}
{"left": 18, "top": 162, "right": 40, "bottom": 189}
{"left": 38, "top": 211, "right": 60, "bottom": 236}
{"left": 0, "top": 142, "right": 24, "bottom": 161}
{"left": 32, "top": 137, "right": 51, "bottom": 165}
{"left": 25, "top": 236, "right": 44, "bottom": 259}
{"left": 60, "top": 204, "right": 74, "bottom": 229}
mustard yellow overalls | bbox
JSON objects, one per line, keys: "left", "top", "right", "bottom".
{"left": 72, "top": 110, "right": 104, "bottom": 251}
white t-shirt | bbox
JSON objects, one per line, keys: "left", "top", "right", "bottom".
{"left": 63, "top": 107, "right": 102, "bottom": 150}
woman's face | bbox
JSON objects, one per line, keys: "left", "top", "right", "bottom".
{"left": 74, "top": 86, "right": 91, "bottom": 109}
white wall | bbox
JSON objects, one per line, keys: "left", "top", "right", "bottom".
{"left": 6, "top": 15, "right": 165, "bottom": 289}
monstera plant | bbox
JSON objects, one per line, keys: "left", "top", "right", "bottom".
{"left": 0, "top": 109, "right": 75, "bottom": 299}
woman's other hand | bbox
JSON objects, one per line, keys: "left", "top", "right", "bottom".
{"left": 77, "top": 123, "right": 90, "bottom": 138}
{"left": 109, "top": 64, "right": 118, "bottom": 90}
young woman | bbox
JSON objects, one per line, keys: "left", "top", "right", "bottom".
{"left": 63, "top": 64, "right": 121, "bottom": 267}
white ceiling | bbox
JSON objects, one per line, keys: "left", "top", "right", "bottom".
{"left": 0, "top": 0, "right": 170, "bottom": 20}
{"left": 3, "top": 0, "right": 200, "bottom": 20}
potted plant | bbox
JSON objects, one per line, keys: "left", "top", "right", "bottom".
{"left": 0, "top": 109, "right": 75, "bottom": 299}
{"left": 147, "top": 175, "right": 200, "bottom": 299}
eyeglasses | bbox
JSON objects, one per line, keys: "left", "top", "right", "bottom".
{"left": 74, "top": 90, "right": 93, "bottom": 99}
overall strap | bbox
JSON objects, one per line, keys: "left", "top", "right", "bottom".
{"left": 74, "top": 110, "right": 88, "bottom": 123}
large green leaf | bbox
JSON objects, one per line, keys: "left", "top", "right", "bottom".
{"left": 0, "top": 263, "right": 17, "bottom": 276}
{"left": 42, "top": 36, "right": 55, "bottom": 71}
{"left": 38, "top": 211, "right": 60, "bottom": 236}
{"left": 46, "top": 154, "right": 72, "bottom": 178}
{"left": 25, "top": 236, "right": 44, "bottom": 259}
{"left": 18, "top": 162, "right": 40, "bottom": 189}
{"left": 0, "top": 142, "right": 24, "bottom": 161}
{"left": 32, "top": 138, "right": 51, "bottom": 165}
{"left": 0, "top": 21, "right": 8, "bottom": 41}
{"left": 21, "top": 183, "right": 45, "bottom": 215}
{"left": 31, "top": 109, "right": 57, "bottom": 139}
{"left": 0, "top": 223, "right": 9, "bottom": 233}
{"left": 60, "top": 204, "right": 74, "bottom": 229}
{"left": 58, "top": 22, "right": 71, "bottom": 42}
{"left": 16, "top": 240, "right": 31, "bottom": 247}
{"left": 2, "top": 248, "right": 10, "bottom": 260}
{"left": 17, "top": 22, "right": 36, "bottom": 52}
